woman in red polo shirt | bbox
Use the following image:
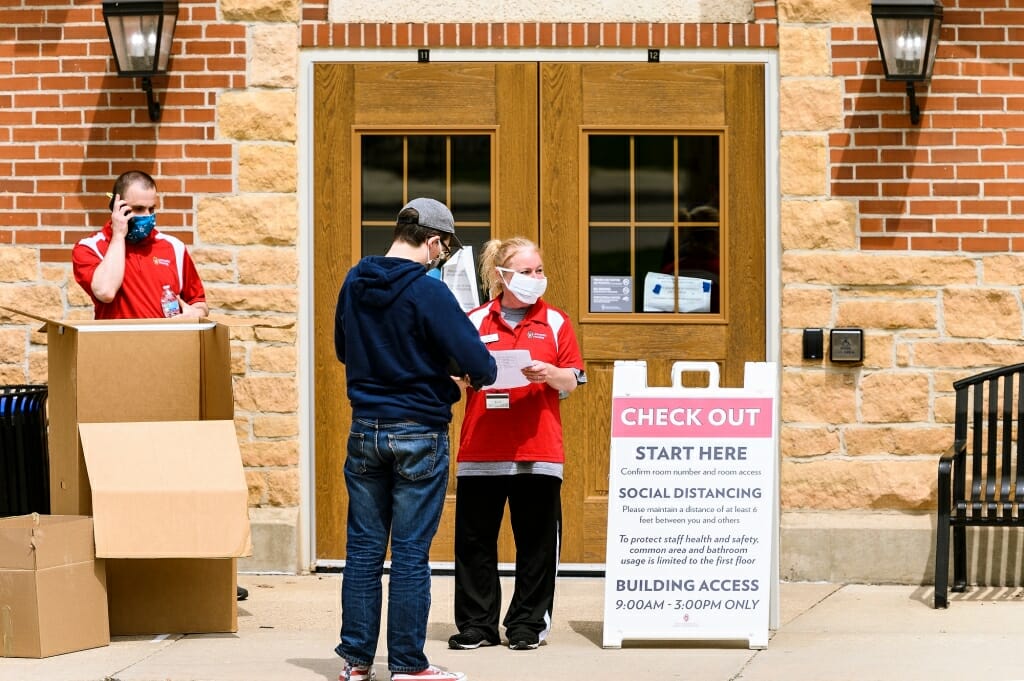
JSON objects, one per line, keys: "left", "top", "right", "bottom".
{"left": 448, "top": 237, "right": 586, "bottom": 653}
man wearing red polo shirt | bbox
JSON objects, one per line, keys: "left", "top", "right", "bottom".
{"left": 71, "top": 170, "right": 250, "bottom": 601}
{"left": 73, "top": 170, "right": 208, "bottom": 320}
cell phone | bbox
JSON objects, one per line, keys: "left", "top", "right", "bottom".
{"left": 107, "top": 193, "right": 131, "bottom": 218}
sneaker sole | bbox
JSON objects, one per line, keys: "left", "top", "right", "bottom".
{"left": 448, "top": 639, "right": 497, "bottom": 650}
{"left": 341, "top": 670, "right": 375, "bottom": 681}
{"left": 508, "top": 641, "right": 539, "bottom": 650}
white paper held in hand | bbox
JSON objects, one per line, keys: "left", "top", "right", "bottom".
{"left": 441, "top": 246, "right": 480, "bottom": 313}
{"left": 483, "top": 349, "right": 533, "bottom": 389}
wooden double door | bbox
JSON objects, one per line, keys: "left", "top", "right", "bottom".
{"left": 313, "top": 60, "right": 766, "bottom": 566}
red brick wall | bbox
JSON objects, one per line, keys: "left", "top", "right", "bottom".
{"left": 0, "top": 0, "right": 244, "bottom": 263}
{"left": 298, "top": 3, "right": 779, "bottom": 47}
{"left": 299, "top": 20, "right": 778, "bottom": 48}
{"left": 830, "top": 0, "right": 1024, "bottom": 251}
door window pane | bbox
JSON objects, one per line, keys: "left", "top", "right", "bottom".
{"left": 588, "top": 226, "right": 632, "bottom": 313}
{"left": 361, "top": 227, "right": 394, "bottom": 258}
{"left": 675, "top": 226, "right": 720, "bottom": 313}
{"left": 452, "top": 136, "right": 491, "bottom": 223}
{"left": 359, "top": 133, "right": 493, "bottom": 304}
{"left": 634, "top": 136, "right": 674, "bottom": 223}
{"left": 679, "top": 137, "right": 720, "bottom": 221}
{"left": 637, "top": 227, "right": 671, "bottom": 276}
{"left": 407, "top": 136, "right": 446, "bottom": 202}
{"left": 588, "top": 136, "right": 630, "bottom": 222}
{"left": 588, "top": 226, "right": 630, "bottom": 276}
{"left": 586, "top": 133, "right": 721, "bottom": 315}
{"left": 636, "top": 226, "right": 673, "bottom": 314}
{"left": 361, "top": 136, "right": 404, "bottom": 221}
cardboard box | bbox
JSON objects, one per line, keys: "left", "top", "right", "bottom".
{"left": 0, "top": 514, "right": 109, "bottom": 658}
{"left": 2, "top": 310, "right": 249, "bottom": 636}
{"left": 33, "top": 315, "right": 234, "bottom": 516}
{"left": 79, "top": 420, "right": 251, "bottom": 636}
{"left": 104, "top": 558, "right": 236, "bottom": 636}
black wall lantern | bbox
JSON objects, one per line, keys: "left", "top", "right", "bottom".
{"left": 102, "top": 0, "right": 179, "bottom": 122}
{"left": 871, "top": 0, "right": 943, "bottom": 125}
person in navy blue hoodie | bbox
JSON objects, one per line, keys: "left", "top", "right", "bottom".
{"left": 334, "top": 197, "right": 497, "bottom": 681}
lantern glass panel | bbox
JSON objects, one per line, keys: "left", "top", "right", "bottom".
{"left": 875, "top": 16, "right": 932, "bottom": 78}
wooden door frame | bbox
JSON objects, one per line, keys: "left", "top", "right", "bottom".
{"left": 297, "top": 49, "right": 781, "bottom": 571}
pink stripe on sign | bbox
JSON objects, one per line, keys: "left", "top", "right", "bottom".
{"left": 611, "top": 397, "right": 774, "bottom": 438}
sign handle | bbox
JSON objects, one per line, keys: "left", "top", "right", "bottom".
{"left": 670, "top": 361, "right": 720, "bottom": 390}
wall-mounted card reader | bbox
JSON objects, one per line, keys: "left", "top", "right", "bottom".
{"left": 802, "top": 328, "right": 824, "bottom": 360}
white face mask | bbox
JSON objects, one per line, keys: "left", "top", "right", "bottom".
{"left": 497, "top": 266, "right": 548, "bottom": 305}
{"left": 425, "top": 237, "right": 446, "bottom": 271}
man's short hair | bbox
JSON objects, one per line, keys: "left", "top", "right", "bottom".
{"left": 109, "top": 170, "right": 157, "bottom": 210}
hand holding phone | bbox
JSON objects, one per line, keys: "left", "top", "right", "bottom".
{"left": 108, "top": 193, "right": 130, "bottom": 239}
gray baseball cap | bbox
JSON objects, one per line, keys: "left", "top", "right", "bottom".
{"left": 400, "top": 198, "right": 455, "bottom": 234}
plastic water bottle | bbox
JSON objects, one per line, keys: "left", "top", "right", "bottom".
{"left": 160, "top": 284, "right": 181, "bottom": 317}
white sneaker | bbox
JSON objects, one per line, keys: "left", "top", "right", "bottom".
{"left": 390, "top": 665, "right": 466, "bottom": 681}
{"left": 341, "top": 663, "right": 376, "bottom": 681}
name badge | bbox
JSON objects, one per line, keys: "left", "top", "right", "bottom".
{"left": 485, "top": 393, "right": 510, "bottom": 410}
{"left": 480, "top": 333, "right": 499, "bottom": 344}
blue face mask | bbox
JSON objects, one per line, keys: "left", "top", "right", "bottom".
{"left": 125, "top": 213, "right": 156, "bottom": 244}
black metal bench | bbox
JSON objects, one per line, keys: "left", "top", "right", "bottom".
{"left": 935, "top": 363, "right": 1024, "bottom": 608}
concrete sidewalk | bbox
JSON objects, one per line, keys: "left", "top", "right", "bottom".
{"left": 4, "top": 574, "right": 1024, "bottom": 681}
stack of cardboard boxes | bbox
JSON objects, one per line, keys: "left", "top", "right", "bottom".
{"left": 0, "top": 313, "right": 250, "bottom": 657}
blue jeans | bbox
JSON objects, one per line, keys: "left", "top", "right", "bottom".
{"left": 335, "top": 418, "right": 450, "bottom": 673}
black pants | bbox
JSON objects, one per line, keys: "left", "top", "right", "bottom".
{"left": 453, "top": 474, "right": 562, "bottom": 642}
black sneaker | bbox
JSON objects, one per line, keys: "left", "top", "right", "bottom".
{"left": 507, "top": 633, "right": 539, "bottom": 650}
{"left": 448, "top": 629, "right": 498, "bottom": 650}
{"left": 237, "top": 585, "right": 248, "bottom": 601}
